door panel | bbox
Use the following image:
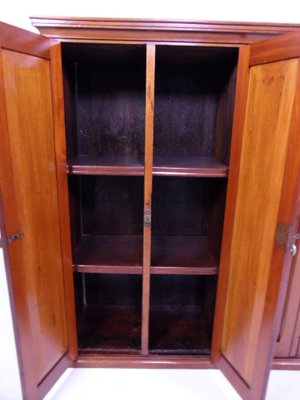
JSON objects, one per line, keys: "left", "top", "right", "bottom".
{"left": 222, "top": 58, "right": 298, "bottom": 384}
{"left": 213, "top": 32, "right": 300, "bottom": 400}
{"left": 0, "top": 23, "right": 71, "bottom": 399}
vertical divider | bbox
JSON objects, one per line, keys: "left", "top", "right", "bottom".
{"left": 141, "top": 44, "right": 156, "bottom": 355}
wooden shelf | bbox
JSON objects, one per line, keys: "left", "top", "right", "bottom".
{"left": 153, "top": 156, "right": 228, "bottom": 177}
{"left": 151, "top": 236, "right": 218, "bottom": 275}
{"left": 73, "top": 235, "right": 143, "bottom": 274}
{"left": 73, "top": 235, "right": 217, "bottom": 275}
{"left": 67, "top": 155, "right": 144, "bottom": 176}
{"left": 67, "top": 155, "right": 228, "bottom": 177}
{"left": 77, "top": 305, "right": 141, "bottom": 352}
{"left": 149, "top": 305, "right": 211, "bottom": 355}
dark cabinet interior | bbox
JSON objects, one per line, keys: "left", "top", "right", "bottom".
{"left": 149, "top": 275, "right": 217, "bottom": 354}
{"left": 62, "top": 42, "right": 238, "bottom": 356}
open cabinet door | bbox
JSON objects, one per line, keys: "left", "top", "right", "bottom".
{"left": 212, "top": 32, "right": 300, "bottom": 400}
{"left": 0, "top": 22, "right": 76, "bottom": 400}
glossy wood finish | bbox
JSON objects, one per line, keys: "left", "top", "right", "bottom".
{"left": 141, "top": 44, "right": 155, "bottom": 355}
{"left": 151, "top": 236, "right": 218, "bottom": 274}
{"left": 213, "top": 31, "right": 300, "bottom": 397}
{"left": 0, "top": 26, "right": 71, "bottom": 399}
{"left": 73, "top": 235, "right": 143, "bottom": 273}
{"left": 3, "top": 17, "right": 300, "bottom": 400}
{"left": 2, "top": 49, "right": 69, "bottom": 381}
{"left": 76, "top": 354, "right": 213, "bottom": 368}
{"left": 222, "top": 58, "right": 298, "bottom": 384}
{"left": 31, "top": 17, "right": 300, "bottom": 44}
{"left": 67, "top": 155, "right": 144, "bottom": 175}
{"left": 50, "top": 43, "right": 78, "bottom": 361}
{"left": 153, "top": 157, "right": 228, "bottom": 177}
{"left": 0, "top": 21, "right": 50, "bottom": 59}
{"left": 250, "top": 31, "right": 300, "bottom": 65}
{"left": 211, "top": 45, "right": 251, "bottom": 365}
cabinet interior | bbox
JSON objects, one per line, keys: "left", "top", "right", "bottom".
{"left": 149, "top": 275, "right": 217, "bottom": 354}
{"left": 62, "top": 42, "right": 238, "bottom": 356}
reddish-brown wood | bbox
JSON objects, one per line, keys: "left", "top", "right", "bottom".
{"left": 31, "top": 17, "right": 300, "bottom": 44}
{"left": 76, "top": 353, "right": 213, "bottom": 368}
{"left": 50, "top": 43, "right": 78, "bottom": 361}
{"left": 152, "top": 157, "right": 228, "bottom": 177}
{"left": 73, "top": 235, "right": 143, "bottom": 271}
{"left": 211, "top": 45, "right": 251, "bottom": 364}
{"left": 2, "top": 17, "right": 300, "bottom": 400}
{"left": 213, "top": 34, "right": 300, "bottom": 400}
{"left": 67, "top": 155, "right": 144, "bottom": 176}
{"left": 272, "top": 358, "right": 300, "bottom": 370}
{"left": 0, "top": 25, "right": 71, "bottom": 399}
{"left": 247, "top": 57, "right": 300, "bottom": 399}
{"left": 151, "top": 236, "right": 218, "bottom": 274}
{"left": 38, "top": 353, "right": 72, "bottom": 399}
{"left": 0, "top": 21, "right": 50, "bottom": 59}
{"left": 250, "top": 31, "right": 300, "bottom": 65}
{"left": 141, "top": 44, "right": 155, "bottom": 355}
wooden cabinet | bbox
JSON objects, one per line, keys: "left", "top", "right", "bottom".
{"left": 1, "top": 18, "right": 300, "bottom": 400}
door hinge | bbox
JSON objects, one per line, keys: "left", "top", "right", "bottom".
{"left": 275, "top": 222, "right": 292, "bottom": 248}
{"left": 8, "top": 231, "right": 24, "bottom": 244}
{"left": 144, "top": 209, "right": 151, "bottom": 228}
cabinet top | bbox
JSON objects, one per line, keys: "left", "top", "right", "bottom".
{"left": 30, "top": 16, "right": 300, "bottom": 45}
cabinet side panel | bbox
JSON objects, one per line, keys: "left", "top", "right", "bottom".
{"left": 221, "top": 59, "right": 298, "bottom": 386}
{"left": 2, "top": 50, "right": 68, "bottom": 382}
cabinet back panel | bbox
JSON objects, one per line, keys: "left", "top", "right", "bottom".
{"left": 75, "top": 274, "right": 142, "bottom": 351}
{"left": 149, "top": 275, "right": 217, "bottom": 353}
{"left": 154, "top": 46, "right": 238, "bottom": 159}
{"left": 83, "top": 274, "right": 142, "bottom": 305}
{"left": 152, "top": 177, "right": 226, "bottom": 236}
{"left": 62, "top": 43, "right": 146, "bottom": 160}
{"left": 70, "top": 176, "right": 144, "bottom": 236}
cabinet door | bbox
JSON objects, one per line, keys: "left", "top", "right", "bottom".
{"left": 0, "top": 23, "right": 74, "bottom": 400}
{"left": 212, "top": 32, "right": 300, "bottom": 400}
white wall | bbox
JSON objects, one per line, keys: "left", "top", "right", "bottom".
{"left": 1, "top": 2, "right": 300, "bottom": 399}
{"left": 1, "top": 0, "right": 300, "bottom": 32}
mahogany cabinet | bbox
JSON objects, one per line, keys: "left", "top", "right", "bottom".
{"left": 0, "top": 17, "right": 300, "bottom": 400}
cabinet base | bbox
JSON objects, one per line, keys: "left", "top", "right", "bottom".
{"left": 75, "top": 354, "right": 214, "bottom": 369}
{"left": 272, "top": 358, "right": 300, "bottom": 370}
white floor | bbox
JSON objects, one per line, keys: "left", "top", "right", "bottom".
{"left": 41, "top": 368, "right": 300, "bottom": 400}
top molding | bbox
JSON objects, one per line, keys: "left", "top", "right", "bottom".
{"left": 30, "top": 17, "right": 300, "bottom": 45}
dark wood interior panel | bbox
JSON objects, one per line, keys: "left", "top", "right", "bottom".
{"left": 152, "top": 177, "right": 225, "bottom": 236}
{"left": 68, "top": 176, "right": 144, "bottom": 268}
{"left": 151, "top": 236, "right": 217, "bottom": 273}
{"left": 149, "top": 275, "right": 217, "bottom": 354}
{"left": 62, "top": 43, "right": 146, "bottom": 165}
{"left": 73, "top": 235, "right": 143, "bottom": 271}
{"left": 215, "top": 65, "right": 238, "bottom": 165}
{"left": 153, "top": 45, "right": 238, "bottom": 168}
{"left": 69, "top": 175, "right": 144, "bottom": 236}
{"left": 151, "top": 177, "right": 226, "bottom": 271}
{"left": 75, "top": 274, "right": 142, "bottom": 352}
{"left": 208, "top": 180, "right": 227, "bottom": 261}
{"left": 80, "top": 176, "right": 144, "bottom": 235}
